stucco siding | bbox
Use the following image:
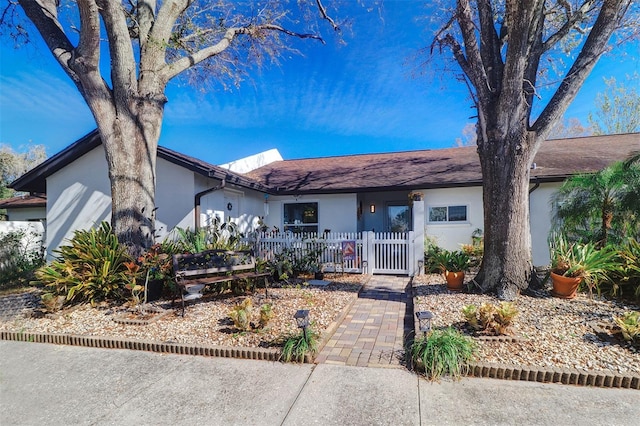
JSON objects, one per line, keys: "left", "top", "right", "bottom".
{"left": 264, "top": 194, "right": 357, "bottom": 234}
{"left": 423, "top": 187, "right": 484, "bottom": 251}
{"left": 4, "top": 207, "right": 46, "bottom": 221}
{"left": 155, "top": 157, "right": 195, "bottom": 238}
{"left": 530, "top": 182, "right": 560, "bottom": 267}
{"left": 46, "top": 146, "right": 111, "bottom": 258}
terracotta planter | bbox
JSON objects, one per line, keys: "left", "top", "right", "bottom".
{"left": 550, "top": 272, "right": 583, "bottom": 299}
{"left": 445, "top": 270, "right": 465, "bottom": 292}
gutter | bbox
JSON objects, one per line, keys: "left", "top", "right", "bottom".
{"left": 194, "top": 179, "right": 225, "bottom": 229}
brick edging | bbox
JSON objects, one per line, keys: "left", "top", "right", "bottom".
{"left": 411, "top": 293, "right": 639, "bottom": 389}
{"left": 0, "top": 331, "right": 281, "bottom": 362}
{"left": 465, "top": 361, "right": 640, "bottom": 389}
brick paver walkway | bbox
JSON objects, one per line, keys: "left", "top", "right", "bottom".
{"left": 315, "top": 275, "right": 413, "bottom": 368}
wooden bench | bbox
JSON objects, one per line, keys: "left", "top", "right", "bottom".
{"left": 172, "top": 249, "right": 270, "bottom": 316}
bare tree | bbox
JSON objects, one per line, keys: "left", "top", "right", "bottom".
{"left": 2, "top": 0, "right": 341, "bottom": 255}
{"left": 588, "top": 73, "right": 640, "bottom": 134}
{"left": 547, "top": 118, "right": 593, "bottom": 139}
{"left": 430, "top": 0, "right": 638, "bottom": 299}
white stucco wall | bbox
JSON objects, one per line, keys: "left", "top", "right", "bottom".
{"left": 422, "top": 187, "right": 484, "bottom": 251}
{"left": 46, "top": 146, "right": 112, "bottom": 257}
{"left": 4, "top": 207, "right": 46, "bottom": 221}
{"left": 263, "top": 193, "right": 357, "bottom": 234}
{"left": 198, "top": 181, "right": 267, "bottom": 235}
{"left": 155, "top": 157, "right": 195, "bottom": 238}
{"left": 529, "top": 182, "right": 561, "bottom": 267}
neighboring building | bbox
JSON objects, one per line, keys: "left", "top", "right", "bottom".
{"left": 0, "top": 194, "right": 46, "bottom": 221}
{"left": 10, "top": 130, "right": 639, "bottom": 268}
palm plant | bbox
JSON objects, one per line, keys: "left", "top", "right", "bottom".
{"left": 551, "top": 153, "right": 640, "bottom": 246}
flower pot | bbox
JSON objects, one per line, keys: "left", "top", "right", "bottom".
{"left": 314, "top": 272, "right": 324, "bottom": 280}
{"left": 146, "top": 279, "right": 164, "bottom": 302}
{"left": 444, "top": 270, "right": 465, "bottom": 292}
{"left": 550, "top": 272, "right": 583, "bottom": 299}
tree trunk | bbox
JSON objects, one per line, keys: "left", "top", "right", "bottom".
{"left": 95, "top": 96, "right": 164, "bottom": 258}
{"left": 475, "top": 131, "right": 539, "bottom": 300}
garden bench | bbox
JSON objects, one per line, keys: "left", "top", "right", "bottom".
{"left": 172, "top": 249, "right": 270, "bottom": 316}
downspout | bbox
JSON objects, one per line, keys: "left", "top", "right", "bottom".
{"left": 194, "top": 179, "right": 226, "bottom": 229}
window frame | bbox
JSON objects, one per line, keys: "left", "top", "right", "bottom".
{"left": 427, "top": 204, "right": 469, "bottom": 223}
{"left": 283, "top": 202, "right": 319, "bottom": 233}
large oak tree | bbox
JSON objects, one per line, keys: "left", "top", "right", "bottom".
{"left": 431, "top": 0, "right": 638, "bottom": 299}
{"left": 4, "top": 0, "right": 340, "bottom": 255}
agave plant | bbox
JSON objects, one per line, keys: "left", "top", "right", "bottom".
{"left": 229, "top": 298, "right": 253, "bottom": 331}
{"left": 614, "top": 311, "right": 639, "bottom": 344}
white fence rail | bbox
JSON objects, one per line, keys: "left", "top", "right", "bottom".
{"left": 255, "top": 231, "right": 420, "bottom": 276}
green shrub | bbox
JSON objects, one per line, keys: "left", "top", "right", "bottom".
{"left": 280, "top": 328, "right": 318, "bottom": 363}
{"left": 424, "top": 237, "right": 444, "bottom": 273}
{"left": 614, "top": 311, "right": 639, "bottom": 344}
{"left": 35, "top": 222, "right": 132, "bottom": 306}
{"left": 0, "top": 229, "right": 44, "bottom": 290}
{"left": 410, "top": 327, "right": 476, "bottom": 381}
{"left": 462, "top": 302, "right": 518, "bottom": 335}
{"left": 174, "top": 220, "right": 248, "bottom": 253}
{"left": 616, "top": 238, "right": 640, "bottom": 298}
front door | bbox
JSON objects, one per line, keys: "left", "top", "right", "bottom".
{"left": 387, "top": 204, "right": 411, "bottom": 232}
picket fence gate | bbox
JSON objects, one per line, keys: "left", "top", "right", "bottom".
{"left": 255, "top": 231, "right": 417, "bottom": 275}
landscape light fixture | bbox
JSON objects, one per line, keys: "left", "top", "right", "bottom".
{"left": 415, "top": 311, "right": 434, "bottom": 336}
{"left": 294, "top": 309, "right": 310, "bottom": 341}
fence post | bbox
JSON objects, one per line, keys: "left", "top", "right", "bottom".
{"left": 365, "top": 231, "right": 375, "bottom": 275}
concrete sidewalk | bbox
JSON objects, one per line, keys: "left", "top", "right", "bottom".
{"left": 1, "top": 341, "right": 638, "bottom": 425}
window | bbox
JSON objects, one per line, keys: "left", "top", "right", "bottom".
{"left": 428, "top": 205, "right": 467, "bottom": 223}
{"left": 387, "top": 205, "right": 411, "bottom": 232}
{"left": 283, "top": 202, "right": 318, "bottom": 233}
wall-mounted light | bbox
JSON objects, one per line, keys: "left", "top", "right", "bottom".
{"left": 370, "top": 204, "right": 376, "bottom": 213}
{"left": 227, "top": 202, "right": 233, "bottom": 211}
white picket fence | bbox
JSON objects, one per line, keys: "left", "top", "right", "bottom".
{"left": 255, "top": 231, "right": 419, "bottom": 275}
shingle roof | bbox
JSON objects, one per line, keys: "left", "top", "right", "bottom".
{"left": 10, "top": 130, "right": 270, "bottom": 193}
{"left": 10, "top": 131, "right": 638, "bottom": 196}
{"left": 246, "top": 133, "right": 639, "bottom": 194}
{"left": 0, "top": 194, "right": 46, "bottom": 209}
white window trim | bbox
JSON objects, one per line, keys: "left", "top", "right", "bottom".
{"left": 427, "top": 204, "right": 469, "bottom": 224}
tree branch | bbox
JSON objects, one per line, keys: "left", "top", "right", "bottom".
{"left": 456, "top": 0, "right": 491, "bottom": 99}
{"left": 534, "top": 0, "right": 632, "bottom": 136}
{"left": 161, "top": 23, "right": 324, "bottom": 82}
{"left": 315, "top": 0, "right": 339, "bottom": 32}
{"left": 95, "top": 0, "right": 137, "bottom": 100}
{"left": 17, "top": 0, "right": 79, "bottom": 85}
{"left": 542, "top": 0, "right": 597, "bottom": 51}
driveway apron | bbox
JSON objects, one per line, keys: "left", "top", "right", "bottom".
{"left": 315, "top": 275, "right": 413, "bottom": 367}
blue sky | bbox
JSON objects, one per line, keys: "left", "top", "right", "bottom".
{"left": 0, "top": 1, "right": 638, "bottom": 166}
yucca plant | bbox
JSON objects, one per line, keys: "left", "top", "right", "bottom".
{"left": 410, "top": 327, "right": 476, "bottom": 381}
{"left": 35, "top": 222, "right": 132, "bottom": 306}
{"left": 617, "top": 238, "right": 640, "bottom": 298}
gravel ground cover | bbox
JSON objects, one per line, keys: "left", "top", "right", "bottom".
{"left": 414, "top": 274, "right": 640, "bottom": 375}
{"left": 0, "top": 274, "right": 362, "bottom": 349}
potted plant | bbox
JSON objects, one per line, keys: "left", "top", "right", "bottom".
{"left": 549, "top": 236, "right": 620, "bottom": 299}
{"left": 433, "top": 249, "right": 471, "bottom": 291}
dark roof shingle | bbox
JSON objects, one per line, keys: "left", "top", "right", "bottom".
{"left": 246, "top": 133, "right": 639, "bottom": 194}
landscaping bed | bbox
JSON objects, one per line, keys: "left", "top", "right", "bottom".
{"left": 0, "top": 274, "right": 362, "bottom": 349}
{"left": 414, "top": 274, "right": 640, "bottom": 375}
